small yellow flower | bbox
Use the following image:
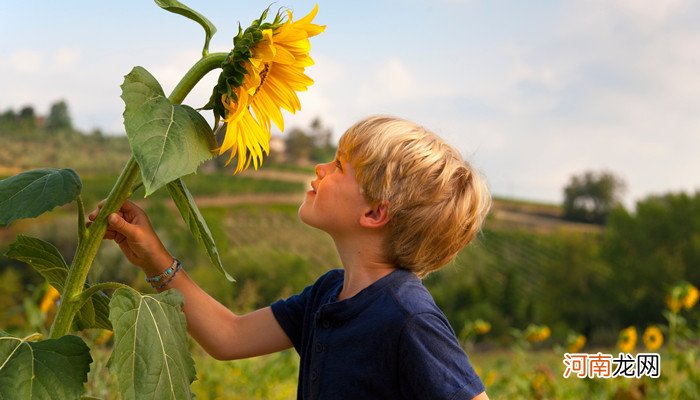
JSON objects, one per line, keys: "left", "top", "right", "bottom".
{"left": 94, "top": 329, "right": 114, "bottom": 346}
{"left": 473, "top": 319, "right": 491, "bottom": 335}
{"left": 567, "top": 333, "right": 587, "bottom": 353}
{"left": 526, "top": 324, "right": 551, "bottom": 343}
{"left": 666, "top": 295, "right": 682, "bottom": 313}
{"left": 683, "top": 285, "right": 699, "bottom": 310}
{"left": 483, "top": 370, "right": 497, "bottom": 387}
{"left": 642, "top": 326, "right": 664, "bottom": 351}
{"left": 39, "top": 285, "right": 60, "bottom": 315}
{"left": 617, "top": 326, "right": 637, "bottom": 353}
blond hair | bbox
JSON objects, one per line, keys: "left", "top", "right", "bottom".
{"left": 339, "top": 116, "right": 491, "bottom": 278}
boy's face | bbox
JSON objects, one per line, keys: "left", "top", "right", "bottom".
{"left": 298, "top": 153, "right": 371, "bottom": 237}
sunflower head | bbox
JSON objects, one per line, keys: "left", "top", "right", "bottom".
{"left": 205, "top": 5, "right": 324, "bottom": 173}
{"left": 667, "top": 282, "right": 700, "bottom": 312}
{"left": 566, "top": 333, "right": 587, "bottom": 353}
{"left": 642, "top": 326, "right": 664, "bottom": 351}
{"left": 525, "top": 324, "right": 551, "bottom": 343}
{"left": 39, "top": 285, "right": 61, "bottom": 315}
{"left": 683, "top": 284, "right": 699, "bottom": 310}
{"left": 206, "top": 7, "right": 286, "bottom": 122}
{"left": 617, "top": 326, "right": 638, "bottom": 353}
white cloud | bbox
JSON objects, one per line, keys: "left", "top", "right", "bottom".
{"left": 52, "top": 48, "right": 81, "bottom": 69}
{"left": 355, "top": 58, "right": 417, "bottom": 106}
{"left": 8, "top": 50, "right": 42, "bottom": 74}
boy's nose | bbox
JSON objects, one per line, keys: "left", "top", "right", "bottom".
{"left": 315, "top": 163, "right": 328, "bottom": 179}
{"left": 315, "top": 164, "right": 324, "bottom": 179}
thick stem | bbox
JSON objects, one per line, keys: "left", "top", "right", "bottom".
{"left": 50, "top": 157, "right": 140, "bottom": 338}
{"left": 49, "top": 52, "right": 227, "bottom": 338}
{"left": 169, "top": 52, "right": 227, "bottom": 104}
{"left": 76, "top": 195, "right": 87, "bottom": 245}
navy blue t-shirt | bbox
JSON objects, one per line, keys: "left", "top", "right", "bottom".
{"left": 270, "top": 268, "right": 485, "bottom": 400}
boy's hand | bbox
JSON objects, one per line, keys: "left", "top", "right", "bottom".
{"left": 87, "top": 200, "right": 173, "bottom": 274}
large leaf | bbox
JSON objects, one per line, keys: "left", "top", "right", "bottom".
{"left": 0, "top": 331, "right": 92, "bottom": 400}
{"left": 108, "top": 288, "right": 196, "bottom": 400}
{"left": 154, "top": 0, "right": 217, "bottom": 56}
{"left": 121, "top": 66, "right": 213, "bottom": 196}
{"left": 5, "top": 235, "right": 112, "bottom": 330}
{"left": 167, "top": 179, "right": 234, "bottom": 281}
{"left": 0, "top": 168, "right": 81, "bottom": 226}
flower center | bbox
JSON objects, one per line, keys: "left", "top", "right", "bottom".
{"left": 255, "top": 63, "right": 271, "bottom": 94}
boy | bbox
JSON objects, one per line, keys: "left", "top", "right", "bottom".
{"left": 90, "top": 116, "right": 491, "bottom": 399}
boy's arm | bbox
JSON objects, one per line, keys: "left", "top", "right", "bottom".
{"left": 160, "top": 270, "right": 292, "bottom": 360}
{"left": 472, "top": 392, "right": 489, "bottom": 400}
{"left": 88, "top": 200, "right": 292, "bottom": 360}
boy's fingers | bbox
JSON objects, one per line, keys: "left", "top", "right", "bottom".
{"left": 107, "top": 213, "right": 137, "bottom": 239}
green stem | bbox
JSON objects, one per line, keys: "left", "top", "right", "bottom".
{"left": 76, "top": 195, "right": 87, "bottom": 245}
{"left": 49, "top": 52, "right": 227, "bottom": 339}
{"left": 50, "top": 157, "right": 140, "bottom": 338}
{"left": 169, "top": 52, "right": 227, "bottom": 104}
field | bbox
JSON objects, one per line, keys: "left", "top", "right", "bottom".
{"left": 1, "top": 135, "right": 698, "bottom": 398}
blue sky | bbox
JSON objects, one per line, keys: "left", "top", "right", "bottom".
{"left": 2, "top": 0, "right": 699, "bottom": 206}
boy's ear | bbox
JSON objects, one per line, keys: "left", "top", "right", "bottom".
{"left": 359, "top": 201, "right": 390, "bottom": 229}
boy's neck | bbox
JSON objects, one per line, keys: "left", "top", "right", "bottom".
{"left": 333, "top": 236, "right": 396, "bottom": 301}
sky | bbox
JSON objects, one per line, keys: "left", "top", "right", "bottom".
{"left": 2, "top": 0, "right": 699, "bottom": 207}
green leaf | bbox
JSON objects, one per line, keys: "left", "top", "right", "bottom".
{"left": 154, "top": 0, "right": 217, "bottom": 56}
{"left": 167, "top": 179, "right": 234, "bottom": 281}
{"left": 121, "top": 66, "right": 213, "bottom": 196}
{"left": 0, "top": 331, "right": 92, "bottom": 400}
{"left": 108, "top": 288, "right": 196, "bottom": 400}
{"left": 5, "top": 235, "right": 112, "bottom": 330}
{"left": 0, "top": 168, "right": 81, "bottom": 226}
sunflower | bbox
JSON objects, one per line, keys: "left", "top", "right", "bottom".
{"left": 683, "top": 284, "right": 699, "bottom": 310}
{"left": 666, "top": 294, "right": 682, "bottom": 313}
{"left": 244, "top": 5, "right": 324, "bottom": 132}
{"left": 617, "top": 326, "right": 637, "bottom": 353}
{"left": 525, "top": 324, "right": 551, "bottom": 343}
{"left": 39, "top": 285, "right": 61, "bottom": 315}
{"left": 473, "top": 319, "right": 491, "bottom": 335}
{"left": 212, "top": 5, "right": 325, "bottom": 173}
{"left": 642, "top": 326, "right": 664, "bottom": 351}
{"left": 566, "top": 333, "right": 587, "bottom": 353}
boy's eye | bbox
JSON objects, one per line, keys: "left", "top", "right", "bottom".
{"left": 334, "top": 159, "right": 343, "bottom": 171}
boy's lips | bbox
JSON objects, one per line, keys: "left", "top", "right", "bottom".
{"left": 310, "top": 181, "right": 318, "bottom": 193}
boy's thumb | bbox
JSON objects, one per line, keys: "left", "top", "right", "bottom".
{"left": 108, "top": 213, "right": 133, "bottom": 236}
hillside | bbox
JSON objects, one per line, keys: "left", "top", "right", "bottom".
{"left": 0, "top": 131, "right": 599, "bottom": 234}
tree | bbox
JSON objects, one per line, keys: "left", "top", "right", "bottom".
{"left": 562, "top": 170, "right": 626, "bottom": 224}
{"left": 284, "top": 117, "right": 336, "bottom": 164}
{"left": 602, "top": 191, "right": 700, "bottom": 327}
{"left": 18, "top": 106, "right": 37, "bottom": 131}
{"left": 45, "top": 100, "right": 73, "bottom": 131}
{"left": 284, "top": 127, "right": 315, "bottom": 162}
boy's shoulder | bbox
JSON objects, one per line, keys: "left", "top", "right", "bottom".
{"left": 384, "top": 268, "right": 443, "bottom": 318}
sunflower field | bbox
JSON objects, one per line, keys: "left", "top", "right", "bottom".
{"left": 2, "top": 185, "right": 699, "bottom": 398}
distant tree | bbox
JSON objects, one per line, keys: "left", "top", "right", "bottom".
{"left": 0, "top": 109, "right": 23, "bottom": 136}
{"left": 284, "top": 127, "right": 315, "bottom": 162}
{"left": 602, "top": 191, "right": 700, "bottom": 327}
{"left": 18, "top": 106, "right": 37, "bottom": 131}
{"left": 45, "top": 100, "right": 73, "bottom": 131}
{"left": 563, "top": 170, "right": 626, "bottom": 224}
{"left": 284, "top": 117, "right": 336, "bottom": 164}
{"left": 308, "top": 117, "right": 335, "bottom": 162}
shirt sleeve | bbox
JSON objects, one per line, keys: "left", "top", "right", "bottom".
{"left": 398, "top": 312, "right": 486, "bottom": 400}
{"left": 270, "top": 283, "right": 314, "bottom": 352}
